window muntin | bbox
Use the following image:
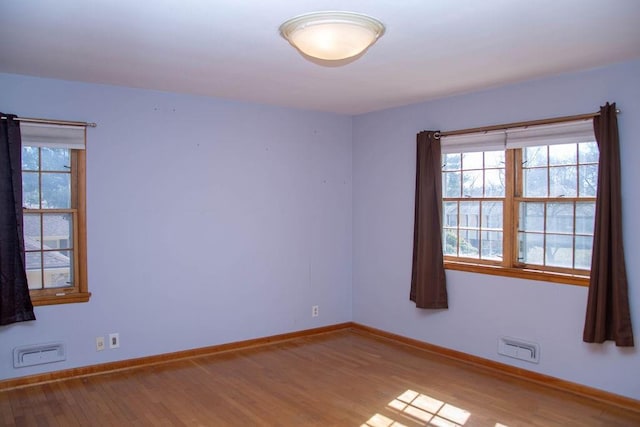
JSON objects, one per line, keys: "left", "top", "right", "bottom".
{"left": 442, "top": 141, "right": 597, "bottom": 282}
{"left": 22, "top": 146, "right": 77, "bottom": 292}
{"left": 24, "top": 212, "right": 76, "bottom": 289}
{"left": 20, "top": 142, "right": 88, "bottom": 304}
{"left": 442, "top": 150, "right": 505, "bottom": 262}
{"left": 516, "top": 142, "right": 597, "bottom": 274}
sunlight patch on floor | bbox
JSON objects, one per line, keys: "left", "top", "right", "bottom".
{"left": 362, "top": 413, "right": 408, "bottom": 427}
{"left": 362, "top": 389, "right": 472, "bottom": 427}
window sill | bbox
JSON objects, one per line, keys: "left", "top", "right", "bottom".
{"left": 444, "top": 261, "right": 589, "bottom": 287}
{"left": 30, "top": 292, "right": 92, "bottom": 306}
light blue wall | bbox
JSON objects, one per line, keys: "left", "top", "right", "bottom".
{"left": 352, "top": 59, "right": 640, "bottom": 399}
{"left": 2, "top": 59, "right": 639, "bottom": 400}
{"left": 0, "top": 74, "right": 353, "bottom": 380}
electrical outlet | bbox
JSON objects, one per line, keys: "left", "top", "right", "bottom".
{"left": 96, "top": 336, "right": 105, "bottom": 351}
{"left": 312, "top": 305, "right": 319, "bottom": 317}
{"left": 109, "top": 333, "right": 120, "bottom": 349}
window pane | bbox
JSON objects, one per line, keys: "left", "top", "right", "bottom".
{"left": 462, "top": 170, "right": 483, "bottom": 197}
{"left": 22, "top": 172, "right": 40, "bottom": 208}
{"left": 462, "top": 152, "right": 483, "bottom": 170}
{"left": 26, "top": 252, "right": 43, "bottom": 289}
{"left": 575, "top": 236, "right": 593, "bottom": 270}
{"left": 43, "top": 214, "right": 73, "bottom": 250}
{"left": 41, "top": 173, "right": 71, "bottom": 208}
{"left": 549, "top": 143, "right": 577, "bottom": 166}
{"left": 443, "top": 153, "right": 461, "bottom": 171}
{"left": 443, "top": 171, "right": 461, "bottom": 198}
{"left": 579, "top": 142, "right": 598, "bottom": 163}
{"left": 523, "top": 168, "right": 547, "bottom": 197}
{"left": 459, "top": 201, "right": 479, "bottom": 228}
{"left": 519, "top": 232, "right": 543, "bottom": 265}
{"left": 443, "top": 229, "right": 458, "bottom": 256}
{"left": 579, "top": 165, "right": 598, "bottom": 197}
{"left": 576, "top": 202, "right": 595, "bottom": 235}
{"left": 21, "top": 140, "right": 87, "bottom": 303}
{"left": 520, "top": 202, "right": 544, "bottom": 232}
{"left": 41, "top": 147, "right": 70, "bottom": 172}
{"left": 23, "top": 213, "right": 41, "bottom": 250}
{"left": 549, "top": 166, "right": 577, "bottom": 197}
{"left": 443, "top": 202, "right": 458, "bottom": 227}
{"left": 482, "top": 201, "right": 502, "bottom": 229}
{"left": 484, "top": 151, "right": 505, "bottom": 168}
{"left": 546, "top": 203, "right": 574, "bottom": 234}
{"left": 442, "top": 143, "right": 596, "bottom": 275}
{"left": 43, "top": 250, "right": 73, "bottom": 288}
{"left": 484, "top": 169, "right": 505, "bottom": 197}
{"left": 459, "top": 229, "right": 479, "bottom": 258}
{"left": 481, "top": 231, "right": 503, "bottom": 260}
{"left": 22, "top": 146, "right": 39, "bottom": 171}
{"left": 524, "top": 146, "right": 547, "bottom": 167}
{"left": 545, "top": 234, "right": 573, "bottom": 268}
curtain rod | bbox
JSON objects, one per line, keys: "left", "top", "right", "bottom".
{"left": 0, "top": 115, "right": 97, "bottom": 128}
{"left": 438, "top": 109, "right": 620, "bottom": 138}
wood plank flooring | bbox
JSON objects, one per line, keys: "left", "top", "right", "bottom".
{"left": 1, "top": 329, "right": 639, "bottom": 426}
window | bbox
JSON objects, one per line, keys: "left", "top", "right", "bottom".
{"left": 20, "top": 123, "right": 89, "bottom": 305}
{"left": 441, "top": 120, "right": 597, "bottom": 285}
{"left": 443, "top": 150, "right": 505, "bottom": 261}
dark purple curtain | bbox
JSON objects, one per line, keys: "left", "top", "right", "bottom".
{"left": 0, "top": 114, "right": 35, "bottom": 325}
{"left": 410, "top": 131, "right": 448, "bottom": 309}
{"left": 583, "top": 103, "right": 633, "bottom": 346}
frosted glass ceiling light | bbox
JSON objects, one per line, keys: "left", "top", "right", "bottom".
{"left": 279, "top": 11, "right": 385, "bottom": 61}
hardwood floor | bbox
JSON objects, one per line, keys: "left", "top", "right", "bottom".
{"left": 1, "top": 329, "right": 639, "bottom": 426}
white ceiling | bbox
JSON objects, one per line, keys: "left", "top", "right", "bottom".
{"left": 1, "top": 0, "right": 639, "bottom": 115}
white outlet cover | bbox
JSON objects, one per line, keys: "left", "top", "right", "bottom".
{"left": 96, "top": 336, "right": 105, "bottom": 351}
{"left": 109, "top": 333, "right": 120, "bottom": 349}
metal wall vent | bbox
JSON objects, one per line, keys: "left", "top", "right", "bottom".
{"left": 13, "top": 342, "right": 66, "bottom": 368}
{"left": 498, "top": 336, "right": 540, "bottom": 364}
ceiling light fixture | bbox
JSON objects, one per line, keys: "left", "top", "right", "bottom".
{"left": 279, "top": 11, "right": 385, "bottom": 62}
